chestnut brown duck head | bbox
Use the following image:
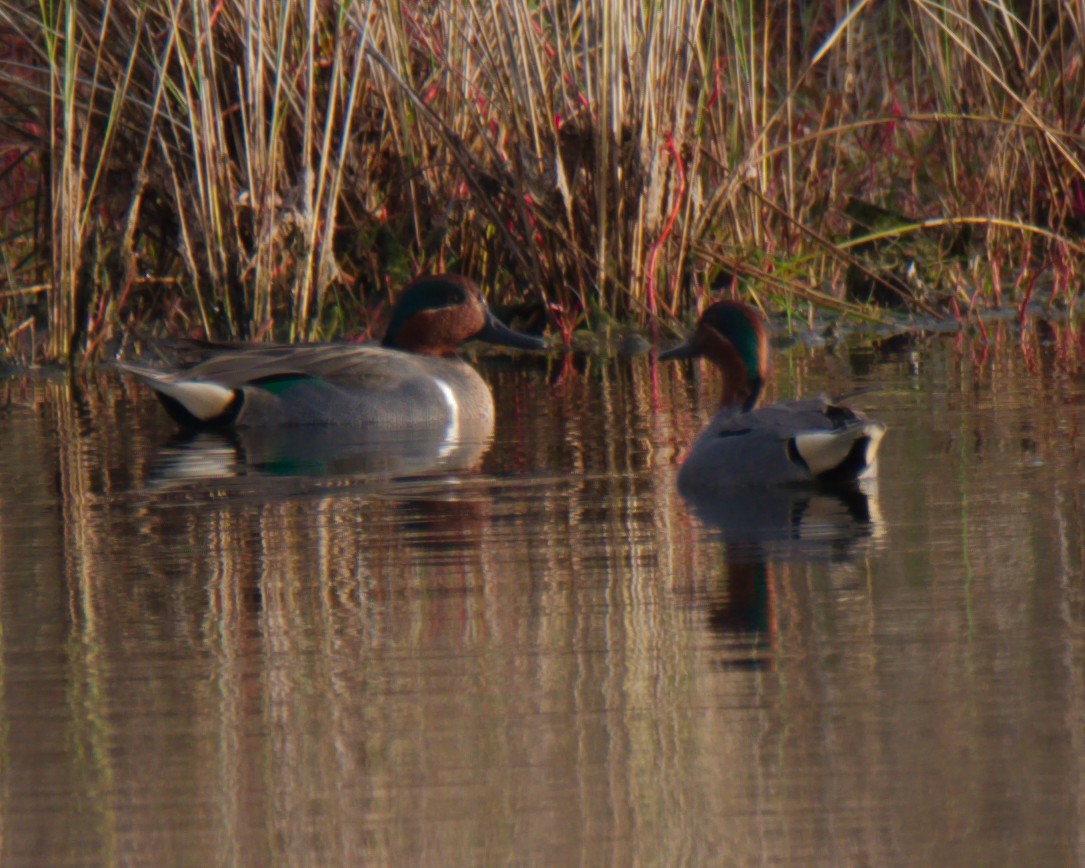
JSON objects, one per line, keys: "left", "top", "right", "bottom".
{"left": 659, "top": 299, "right": 886, "bottom": 488}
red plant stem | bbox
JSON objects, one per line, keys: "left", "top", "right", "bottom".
{"left": 549, "top": 301, "right": 574, "bottom": 346}
{"left": 975, "top": 312, "right": 989, "bottom": 343}
{"left": 1018, "top": 265, "right": 1039, "bottom": 331}
{"left": 705, "top": 58, "right": 726, "bottom": 109}
{"left": 950, "top": 294, "right": 963, "bottom": 326}
{"left": 645, "top": 133, "right": 685, "bottom": 330}
{"left": 208, "top": 0, "right": 225, "bottom": 29}
{"left": 966, "top": 288, "right": 988, "bottom": 342}
{"left": 530, "top": 18, "right": 589, "bottom": 110}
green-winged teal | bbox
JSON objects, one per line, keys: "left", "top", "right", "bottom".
{"left": 116, "top": 274, "right": 546, "bottom": 429}
{"left": 659, "top": 300, "right": 886, "bottom": 487}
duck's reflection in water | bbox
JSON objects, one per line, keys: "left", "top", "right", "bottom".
{"left": 680, "top": 481, "right": 883, "bottom": 668}
{"left": 682, "top": 480, "right": 883, "bottom": 564}
{"left": 144, "top": 418, "right": 494, "bottom": 489}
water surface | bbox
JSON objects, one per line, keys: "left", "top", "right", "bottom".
{"left": 2, "top": 325, "right": 1085, "bottom": 865}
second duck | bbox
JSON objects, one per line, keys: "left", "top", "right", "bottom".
{"left": 659, "top": 300, "right": 886, "bottom": 488}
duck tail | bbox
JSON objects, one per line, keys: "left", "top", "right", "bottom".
{"left": 115, "top": 361, "right": 240, "bottom": 427}
{"left": 791, "top": 420, "right": 887, "bottom": 482}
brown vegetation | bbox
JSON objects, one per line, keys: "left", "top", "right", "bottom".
{"left": 1, "top": 0, "right": 1083, "bottom": 363}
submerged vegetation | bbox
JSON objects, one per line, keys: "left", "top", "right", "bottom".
{"left": 1, "top": 0, "right": 1083, "bottom": 363}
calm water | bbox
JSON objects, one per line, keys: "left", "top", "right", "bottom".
{"left": 2, "top": 324, "right": 1085, "bottom": 866}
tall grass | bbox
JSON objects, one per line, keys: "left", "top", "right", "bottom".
{"left": 1, "top": 0, "right": 1083, "bottom": 362}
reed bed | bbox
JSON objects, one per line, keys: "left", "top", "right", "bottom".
{"left": 1, "top": 0, "right": 1083, "bottom": 362}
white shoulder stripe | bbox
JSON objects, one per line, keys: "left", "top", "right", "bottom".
{"left": 432, "top": 377, "right": 460, "bottom": 456}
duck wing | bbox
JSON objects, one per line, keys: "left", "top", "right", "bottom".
{"left": 685, "top": 397, "right": 885, "bottom": 486}
{"left": 116, "top": 345, "right": 479, "bottom": 427}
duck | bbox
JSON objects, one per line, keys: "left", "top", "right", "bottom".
{"left": 115, "top": 273, "right": 547, "bottom": 429}
{"left": 659, "top": 299, "right": 886, "bottom": 488}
